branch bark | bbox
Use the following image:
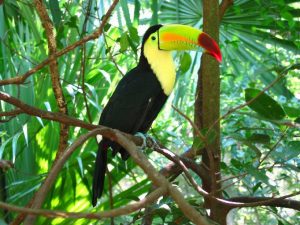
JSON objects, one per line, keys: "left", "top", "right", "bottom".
{"left": 228, "top": 195, "right": 300, "bottom": 210}
{"left": 219, "top": 0, "right": 233, "bottom": 21}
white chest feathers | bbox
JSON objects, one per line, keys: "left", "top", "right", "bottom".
{"left": 143, "top": 43, "right": 176, "bottom": 96}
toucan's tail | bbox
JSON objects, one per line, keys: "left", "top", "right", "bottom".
{"left": 92, "top": 140, "right": 108, "bottom": 207}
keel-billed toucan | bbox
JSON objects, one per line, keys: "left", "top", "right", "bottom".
{"left": 92, "top": 24, "right": 222, "bottom": 206}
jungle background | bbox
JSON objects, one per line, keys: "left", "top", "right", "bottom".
{"left": 0, "top": 0, "right": 299, "bottom": 224}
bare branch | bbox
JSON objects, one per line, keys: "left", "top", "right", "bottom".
{"left": 228, "top": 192, "right": 300, "bottom": 210}
{"left": 0, "top": 109, "right": 23, "bottom": 122}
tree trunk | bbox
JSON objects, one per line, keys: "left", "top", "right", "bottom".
{"left": 194, "top": 0, "right": 226, "bottom": 224}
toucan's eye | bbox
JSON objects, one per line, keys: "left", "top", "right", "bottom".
{"left": 151, "top": 36, "right": 156, "bottom": 41}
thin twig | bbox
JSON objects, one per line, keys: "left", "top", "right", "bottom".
{"left": 33, "top": 0, "right": 69, "bottom": 162}
{"left": 172, "top": 105, "right": 217, "bottom": 195}
{"left": 80, "top": 0, "right": 93, "bottom": 123}
{"left": 0, "top": 109, "right": 23, "bottom": 117}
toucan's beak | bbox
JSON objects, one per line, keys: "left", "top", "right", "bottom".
{"left": 158, "top": 24, "right": 222, "bottom": 63}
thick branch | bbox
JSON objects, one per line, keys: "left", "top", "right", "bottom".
{"left": 228, "top": 194, "right": 300, "bottom": 211}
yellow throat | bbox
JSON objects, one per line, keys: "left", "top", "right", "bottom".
{"left": 143, "top": 38, "right": 176, "bottom": 96}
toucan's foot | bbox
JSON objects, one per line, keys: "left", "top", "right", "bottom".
{"left": 134, "top": 132, "right": 157, "bottom": 148}
{"left": 134, "top": 132, "right": 147, "bottom": 148}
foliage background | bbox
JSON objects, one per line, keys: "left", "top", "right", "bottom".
{"left": 0, "top": 0, "right": 299, "bottom": 224}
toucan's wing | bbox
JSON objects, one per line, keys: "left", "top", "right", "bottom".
{"left": 99, "top": 67, "right": 165, "bottom": 134}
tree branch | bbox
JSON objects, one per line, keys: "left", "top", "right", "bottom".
{"left": 219, "top": 0, "right": 233, "bottom": 21}
{"left": 33, "top": 0, "right": 69, "bottom": 160}
{"left": 228, "top": 192, "right": 300, "bottom": 211}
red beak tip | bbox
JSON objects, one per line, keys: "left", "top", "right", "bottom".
{"left": 199, "top": 33, "right": 222, "bottom": 63}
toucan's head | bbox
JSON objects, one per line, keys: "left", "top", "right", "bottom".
{"left": 141, "top": 24, "right": 222, "bottom": 63}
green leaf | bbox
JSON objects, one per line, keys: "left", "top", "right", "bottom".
{"left": 133, "top": 0, "right": 141, "bottom": 25}
{"left": 246, "top": 165, "right": 270, "bottom": 185}
{"left": 192, "top": 136, "right": 204, "bottom": 149}
{"left": 12, "top": 132, "right": 22, "bottom": 163}
{"left": 283, "top": 105, "right": 300, "bottom": 118}
{"left": 120, "top": 0, "right": 132, "bottom": 28}
{"left": 271, "top": 141, "right": 300, "bottom": 162}
{"left": 66, "top": 16, "right": 78, "bottom": 29}
{"left": 76, "top": 157, "right": 84, "bottom": 177}
{"left": 231, "top": 158, "right": 243, "bottom": 169}
{"left": 283, "top": 141, "right": 300, "bottom": 161}
{"left": 252, "top": 182, "right": 262, "bottom": 193}
{"left": 230, "top": 133, "right": 262, "bottom": 157}
{"left": 104, "top": 23, "right": 111, "bottom": 32}
{"left": 128, "top": 26, "right": 140, "bottom": 44}
{"left": 179, "top": 52, "right": 192, "bottom": 73}
{"left": 120, "top": 33, "right": 129, "bottom": 52}
{"left": 153, "top": 208, "right": 170, "bottom": 222}
{"left": 49, "top": 0, "right": 62, "bottom": 29}
{"left": 247, "top": 133, "right": 270, "bottom": 144}
{"left": 151, "top": 0, "right": 158, "bottom": 25}
{"left": 245, "top": 88, "right": 286, "bottom": 120}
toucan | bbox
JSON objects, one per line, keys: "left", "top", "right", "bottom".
{"left": 92, "top": 24, "right": 222, "bottom": 206}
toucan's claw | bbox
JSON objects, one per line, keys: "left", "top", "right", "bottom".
{"left": 134, "top": 132, "right": 148, "bottom": 148}
{"left": 134, "top": 132, "right": 157, "bottom": 149}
